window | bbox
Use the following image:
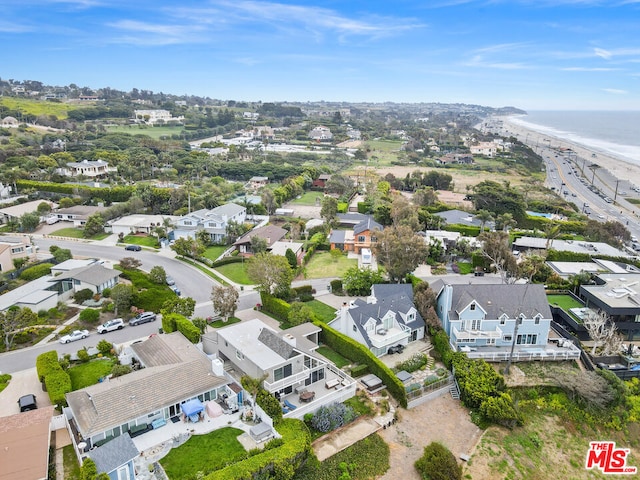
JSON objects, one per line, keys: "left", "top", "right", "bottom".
{"left": 516, "top": 334, "right": 538, "bottom": 345}
{"left": 274, "top": 364, "right": 292, "bottom": 381}
{"left": 470, "top": 319, "right": 480, "bottom": 330}
{"left": 184, "top": 220, "right": 192, "bottom": 225}
{"left": 499, "top": 315, "right": 507, "bottom": 325}
{"left": 470, "top": 303, "right": 476, "bottom": 311}
{"left": 352, "top": 325, "right": 357, "bottom": 332}
{"left": 503, "top": 335, "right": 512, "bottom": 342}
{"left": 534, "top": 317, "right": 540, "bottom": 325}
{"left": 236, "top": 350, "right": 244, "bottom": 360}
{"left": 487, "top": 338, "right": 496, "bottom": 345}
{"left": 358, "top": 236, "right": 366, "bottom": 242}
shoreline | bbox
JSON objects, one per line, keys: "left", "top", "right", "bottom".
{"left": 495, "top": 115, "right": 640, "bottom": 191}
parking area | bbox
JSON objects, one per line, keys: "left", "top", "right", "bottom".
{"left": 0, "top": 368, "right": 51, "bottom": 418}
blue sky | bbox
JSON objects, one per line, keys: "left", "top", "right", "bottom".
{"left": 1, "top": 0, "right": 639, "bottom": 110}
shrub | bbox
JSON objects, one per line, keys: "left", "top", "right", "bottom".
{"left": 260, "top": 293, "right": 291, "bottom": 322}
{"left": 256, "top": 388, "right": 283, "bottom": 423}
{"left": 77, "top": 349, "right": 90, "bottom": 363}
{"left": 330, "top": 279, "right": 343, "bottom": 295}
{"left": 175, "top": 316, "right": 201, "bottom": 343}
{"left": 394, "top": 353, "right": 429, "bottom": 373}
{"left": 101, "top": 288, "right": 111, "bottom": 298}
{"left": 36, "top": 350, "right": 60, "bottom": 382}
{"left": 414, "top": 442, "right": 461, "bottom": 480}
{"left": 310, "top": 402, "right": 356, "bottom": 433}
{"left": 19, "top": 263, "right": 54, "bottom": 281}
{"left": 111, "top": 364, "right": 132, "bottom": 378}
{"left": 73, "top": 288, "right": 94, "bottom": 304}
{"left": 162, "top": 312, "right": 179, "bottom": 333}
{"left": 79, "top": 308, "right": 100, "bottom": 323}
{"left": 44, "top": 370, "right": 72, "bottom": 407}
{"left": 97, "top": 340, "right": 113, "bottom": 356}
{"left": 101, "top": 301, "right": 114, "bottom": 313}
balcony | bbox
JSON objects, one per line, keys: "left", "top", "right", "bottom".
{"left": 368, "top": 326, "right": 410, "bottom": 349}
{"left": 452, "top": 325, "right": 503, "bottom": 342}
{"left": 263, "top": 367, "right": 310, "bottom": 393}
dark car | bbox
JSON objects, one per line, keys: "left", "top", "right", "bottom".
{"left": 18, "top": 394, "right": 38, "bottom": 412}
{"left": 387, "top": 344, "right": 405, "bottom": 354}
{"left": 129, "top": 311, "right": 157, "bottom": 326}
{"left": 125, "top": 245, "right": 142, "bottom": 251}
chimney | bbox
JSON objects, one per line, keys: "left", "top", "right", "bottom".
{"left": 340, "top": 302, "right": 350, "bottom": 332}
{"left": 211, "top": 358, "right": 224, "bottom": 376}
{"left": 282, "top": 333, "right": 296, "bottom": 347}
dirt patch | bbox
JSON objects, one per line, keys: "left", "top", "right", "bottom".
{"left": 377, "top": 395, "right": 483, "bottom": 480}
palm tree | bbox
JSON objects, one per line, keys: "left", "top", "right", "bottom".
{"left": 474, "top": 209, "right": 494, "bottom": 232}
{"left": 544, "top": 223, "right": 561, "bottom": 250}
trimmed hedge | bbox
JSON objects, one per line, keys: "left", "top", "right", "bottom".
{"left": 19, "top": 263, "right": 54, "bottom": 281}
{"left": 211, "top": 257, "right": 244, "bottom": 267}
{"left": 161, "top": 312, "right": 178, "bottom": 333}
{"left": 205, "top": 419, "right": 311, "bottom": 480}
{"left": 176, "top": 316, "right": 201, "bottom": 343}
{"left": 260, "top": 293, "right": 291, "bottom": 323}
{"left": 431, "top": 329, "right": 454, "bottom": 369}
{"left": 16, "top": 180, "right": 134, "bottom": 203}
{"left": 36, "top": 350, "right": 60, "bottom": 382}
{"left": 329, "top": 279, "right": 343, "bottom": 295}
{"left": 443, "top": 224, "right": 480, "bottom": 237}
{"left": 350, "top": 364, "right": 369, "bottom": 378}
{"left": 314, "top": 320, "right": 407, "bottom": 408}
{"left": 44, "top": 370, "right": 72, "bottom": 408}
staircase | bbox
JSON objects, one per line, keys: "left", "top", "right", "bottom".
{"left": 450, "top": 381, "right": 460, "bottom": 400}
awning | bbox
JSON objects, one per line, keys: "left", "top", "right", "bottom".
{"left": 181, "top": 398, "right": 204, "bottom": 417}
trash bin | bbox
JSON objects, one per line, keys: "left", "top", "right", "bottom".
{"left": 159, "top": 328, "right": 164, "bottom": 334}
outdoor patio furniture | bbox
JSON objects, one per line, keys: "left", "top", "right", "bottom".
{"left": 151, "top": 418, "right": 167, "bottom": 429}
{"left": 299, "top": 391, "right": 315, "bottom": 403}
{"left": 325, "top": 378, "right": 340, "bottom": 389}
{"left": 283, "top": 399, "right": 297, "bottom": 411}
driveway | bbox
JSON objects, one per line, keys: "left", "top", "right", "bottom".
{"left": 0, "top": 368, "right": 51, "bottom": 417}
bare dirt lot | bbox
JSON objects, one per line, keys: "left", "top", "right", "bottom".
{"left": 378, "top": 394, "right": 483, "bottom": 480}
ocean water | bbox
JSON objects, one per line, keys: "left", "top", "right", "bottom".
{"left": 507, "top": 111, "right": 640, "bottom": 165}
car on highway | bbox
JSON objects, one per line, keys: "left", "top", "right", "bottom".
{"left": 125, "top": 245, "right": 142, "bottom": 251}
{"left": 129, "top": 311, "right": 157, "bottom": 326}
{"left": 59, "top": 329, "right": 89, "bottom": 344}
{"left": 97, "top": 318, "right": 124, "bottom": 334}
{"left": 18, "top": 394, "right": 38, "bottom": 412}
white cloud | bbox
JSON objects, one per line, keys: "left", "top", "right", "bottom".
{"left": 562, "top": 67, "right": 620, "bottom": 71}
{"left": 602, "top": 88, "right": 628, "bottom": 94}
{"left": 106, "top": 20, "right": 206, "bottom": 46}
{"left": 594, "top": 47, "right": 612, "bottom": 59}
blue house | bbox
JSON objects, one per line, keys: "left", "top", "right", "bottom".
{"left": 433, "top": 281, "right": 559, "bottom": 361}
{"left": 86, "top": 432, "right": 138, "bottom": 480}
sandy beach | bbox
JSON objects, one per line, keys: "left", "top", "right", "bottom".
{"left": 496, "top": 115, "right": 640, "bottom": 191}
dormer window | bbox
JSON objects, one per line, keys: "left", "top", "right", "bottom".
{"left": 499, "top": 315, "right": 507, "bottom": 326}
{"left": 470, "top": 303, "right": 476, "bottom": 311}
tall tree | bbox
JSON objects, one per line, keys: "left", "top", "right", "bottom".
{"left": 373, "top": 225, "right": 429, "bottom": 283}
{"left": 478, "top": 231, "right": 518, "bottom": 284}
{"left": 161, "top": 297, "right": 196, "bottom": 318}
{"left": 474, "top": 209, "right": 494, "bottom": 232}
{"left": 320, "top": 196, "right": 338, "bottom": 223}
{"left": 0, "top": 307, "right": 36, "bottom": 351}
{"left": 247, "top": 252, "right": 293, "bottom": 298}
{"left": 211, "top": 285, "right": 239, "bottom": 322}
{"left": 110, "top": 284, "right": 134, "bottom": 316}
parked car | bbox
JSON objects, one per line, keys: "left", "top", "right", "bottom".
{"left": 97, "top": 318, "right": 124, "bottom": 334}
{"left": 387, "top": 344, "right": 405, "bottom": 354}
{"left": 125, "top": 244, "right": 142, "bottom": 251}
{"left": 59, "top": 329, "right": 89, "bottom": 344}
{"left": 18, "top": 394, "right": 37, "bottom": 412}
{"left": 129, "top": 311, "right": 157, "bottom": 326}
{"left": 165, "top": 275, "right": 175, "bottom": 286}
{"left": 170, "top": 285, "right": 181, "bottom": 296}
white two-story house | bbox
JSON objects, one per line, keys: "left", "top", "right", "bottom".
{"left": 329, "top": 284, "right": 426, "bottom": 357}
{"left": 173, "top": 203, "right": 246, "bottom": 243}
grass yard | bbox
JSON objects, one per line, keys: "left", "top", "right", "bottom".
{"left": 547, "top": 294, "right": 585, "bottom": 312}
{"left": 68, "top": 359, "right": 115, "bottom": 390}
{"left": 62, "top": 445, "right": 82, "bottom": 480}
{"left": 123, "top": 234, "right": 159, "bottom": 248}
{"left": 0, "top": 97, "right": 76, "bottom": 120}
{"left": 105, "top": 124, "right": 186, "bottom": 140}
{"left": 160, "top": 427, "right": 246, "bottom": 480}
{"left": 208, "top": 316, "right": 242, "bottom": 328}
{"left": 0, "top": 373, "right": 11, "bottom": 393}
{"left": 304, "top": 251, "right": 357, "bottom": 279}
{"left": 50, "top": 227, "right": 110, "bottom": 240}
{"left": 305, "top": 299, "right": 337, "bottom": 323}
{"left": 214, "top": 262, "right": 252, "bottom": 284}
{"left": 202, "top": 245, "right": 228, "bottom": 261}
{"left": 316, "top": 346, "right": 350, "bottom": 368}
{"left": 290, "top": 191, "right": 324, "bottom": 205}
{"left": 176, "top": 257, "right": 229, "bottom": 286}
{"left": 456, "top": 262, "right": 474, "bottom": 274}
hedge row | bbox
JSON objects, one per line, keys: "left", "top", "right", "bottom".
{"left": 314, "top": 320, "right": 407, "bottom": 408}
{"left": 36, "top": 350, "right": 71, "bottom": 408}
{"left": 260, "top": 293, "right": 291, "bottom": 322}
{"left": 16, "top": 180, "right": 135, "bottom": 204}
{"left": 206, "top": 419, "right": 311, "bottom": 480}
{"left": 442, "top": 224, "right": 481, "bottom": 237}
{"left": 176, "top": 316, "right": 201, "bottom": 343}
{"left": 430, "top": 329, "right": 454, "bottom": 369}
{"left": 211, "top": 257, "right": 243, "bottom": 267}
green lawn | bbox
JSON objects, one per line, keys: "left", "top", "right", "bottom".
{"left": 547, "top": 294, "right": 585, "bottom": 311}
{"left": 214, "top": 262, "right": 252, "bottom": 284}
{"left": 51, "top": 227, "right": 110, "bottom": 240}
{"left": 290, "top": 191, "right": 324, "bottom": 206}
{"left": 202, "top": 245, "right": 228, "bottom": 261}
{"left": 208, "top": 316, "right": 242, "bottom": 328}
{"left": 176, "top": 257, "right": 229, "bottom": 286}
{"left": 63, "top": 445, "right": 82, "bottom": 480}
{"left": 123, "top": 234, "right": 159, "bottom": 248}
{"left": 304, "top": 251, "right": 357, "bottom": 279}
{"left": 456, "top": 262, "right": 474, "bottom": 275}
{"left": 0, "top": 373, "right": 11, "bottom": 393}
{"left": 160, "top": 427, "right": 246, "bottom": 480}
{"left": 0, "top": 97, "right": 76, "bottom": 120}
{"left": 106, "top": 124, "right": 186, "bottom": 140}
{"left": 68, "top": 359, "right": 114, "bottom": 390}
{"left": 305, "top": 299, "right": 337, "bottom": 323}
{"left": 316, "top": 346, "right": 350, "bottom": 368}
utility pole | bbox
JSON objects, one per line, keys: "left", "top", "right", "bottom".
{"left": 614, "top": 179, "right": 620, "bottom": 201}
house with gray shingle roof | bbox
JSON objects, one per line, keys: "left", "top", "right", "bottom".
{"left": 329, "top": 284, "right": 425, "bottom": 357}
{"left": 173, "top": 203, "right": 246, "bottom": 243}
{"left": 52, "top": 263, "right": 120, "bottom": 294}
{"left": 65, "top": 332, "right": 229, "bottom": 450}
{"left": 233, "top": 225, "right": 287, "bottom": 255}
{"left": 434, "top": 282, "right": 566, "bottom": 360}
{"left": 86, "top": 432, "right": 138, "bottom": 480}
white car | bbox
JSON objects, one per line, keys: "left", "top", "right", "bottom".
{"left": 59, "top": 329, "right": 89, "bottom": 344}
{"left": 97, "top": 318, "right": 124, "bottom": 334}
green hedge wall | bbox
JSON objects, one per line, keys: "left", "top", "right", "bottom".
{"left": 206, "top": 419, "right": 311, "bottom": 480}
{"left": 176, "top": 316, "right": 201, "bottom": 343}
{"left": 350, "top": 364, "right": 369, "bottom": 378}
{"left": 16, "top": 180, "right": 135, "bottom": 203}
{"left": 314, "top": 320, "right": 407, "bottom": 408}
{"left": 260, "top": 293, "right": 291, "bottom": 322}
{"left": 44, "top": 370, "right": 72, "bottom": 408}
{"left": 36, "top": 350, "right": 60, "bottom": 382}
{"left": 442, "top": 224, "right": 481, "bottom": 237}
{"left": 211, "top": 257, "right": 244, "bottom": 267}
{"left": 161, "top": 313, "right": 179, "bottom": 333}
{"left": 431, "top": 329, "right": 454, "bottom": 369}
